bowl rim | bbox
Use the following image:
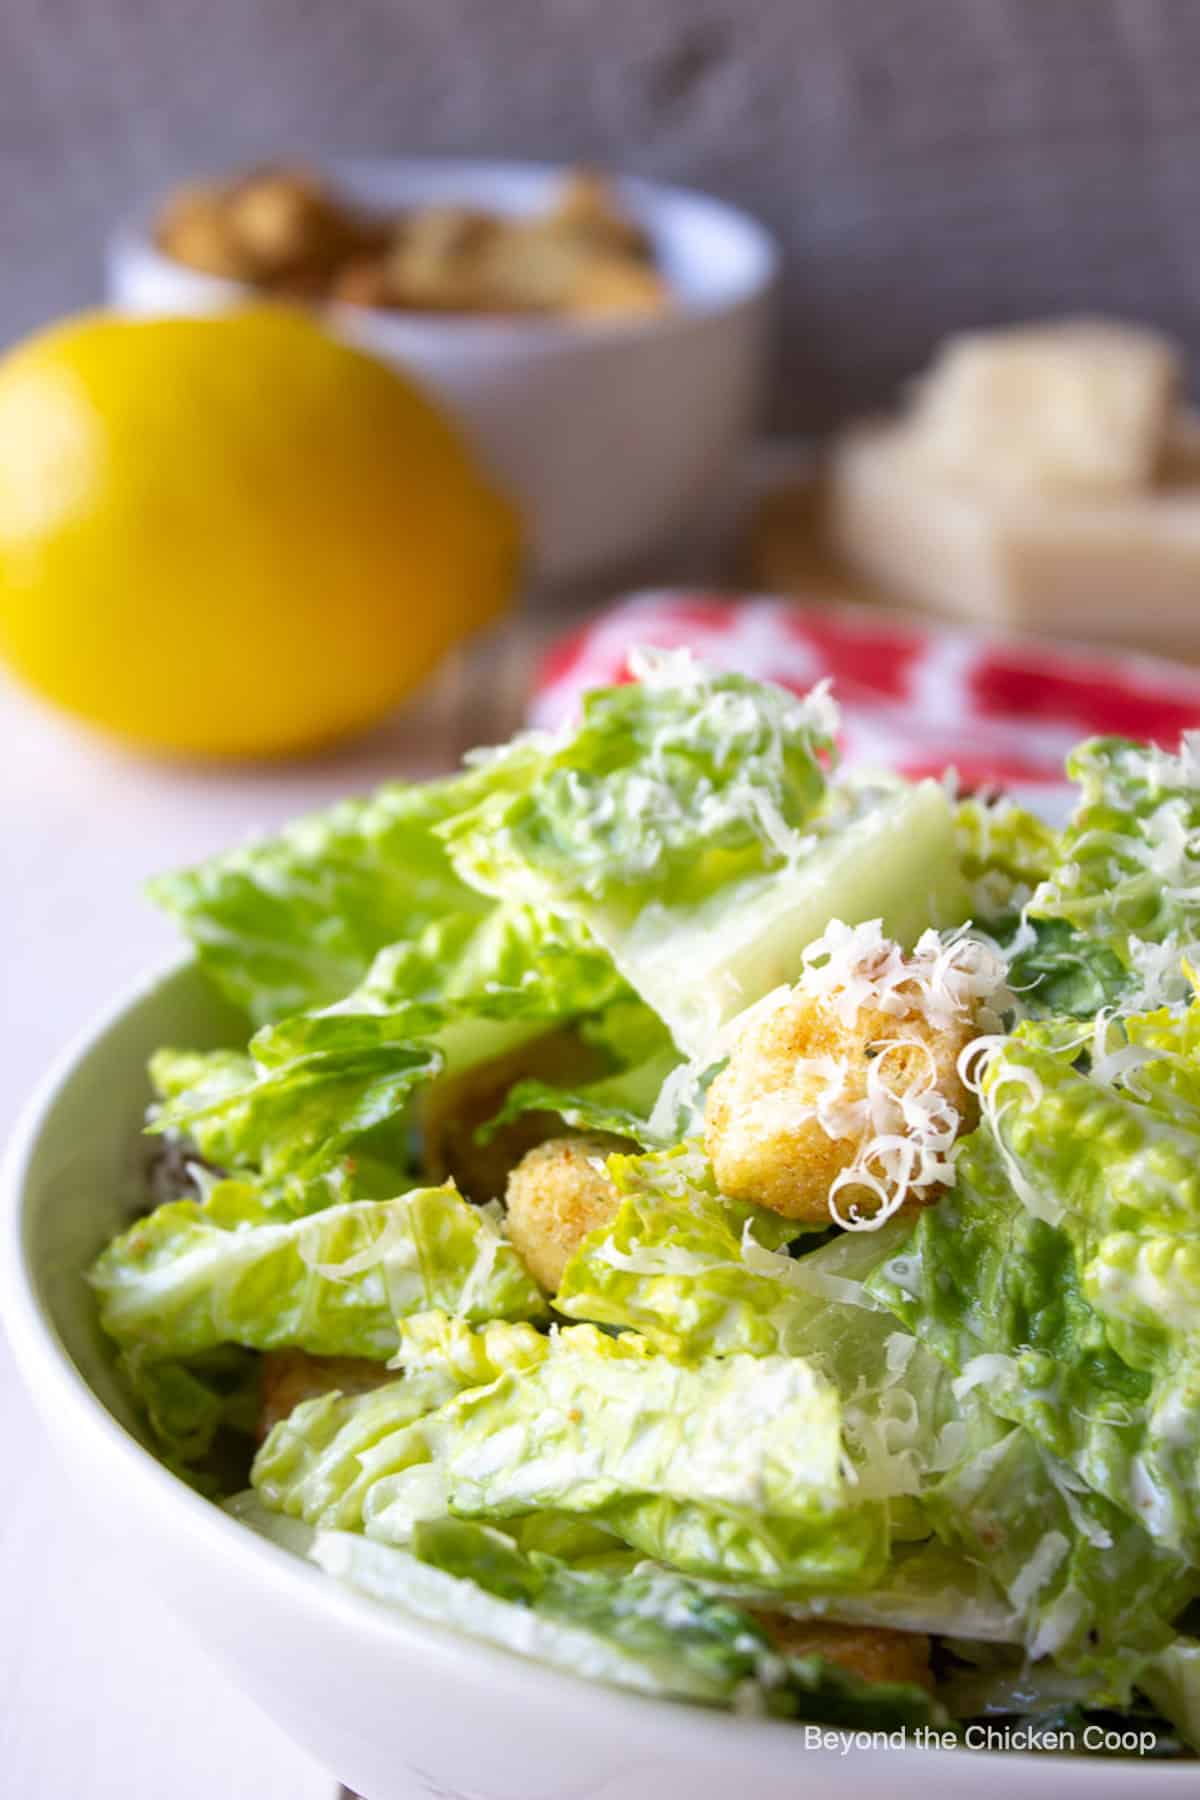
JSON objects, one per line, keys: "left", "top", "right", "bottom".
{"left": 1, "top": 955, "right": 1195, "bottom": 1786}
{"left": 109, "top": 153, "right": 779, "bottom": 349}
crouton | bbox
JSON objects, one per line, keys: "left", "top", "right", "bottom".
{"left": 257, "top": 1349, "right": 391, "bottom": 1442}
{"left": 705, "top": 920, "right": 1005, "bottom": 1226}
{"left": 754, "top": 1616, "right": 934, "bottom": 1691}
{"left": 504, "top": 1133, "right": 627, "bottom": 1293}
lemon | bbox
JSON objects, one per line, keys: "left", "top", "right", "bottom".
{"left": 0, "top": 308, "right": 520, "bottom": 757}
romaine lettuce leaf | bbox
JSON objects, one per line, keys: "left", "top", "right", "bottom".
{"left": 408, "top": 1518, "right": 948, "bottom": 1727}
{"left": 972, "top": 1030, "right": 1200, "bottom": 1558}
{"left": 149, "top": 1038, "right": 441, "bottom": 1180}
{"left": 925, "top": 1396, "right": 1185, "bottom": 1690}
{"left": 587, "top": 773, "right": 971, "bottom": 1060}
{"left": 554, "top": 1148, "right": 960, "bottom": 1536}
{"left": 981, "top": 1020, "right": 1200, "bottom": 1253}
{"left": 1017, "top": 734, "right": 1200, "bottom": 1015}
{"left": 870, "top": 1126, "right": 1200, "bottom": 1552}
{"left": 1007, "top": 918, "right": 1131, "bottom": 1020}
{"left": 446, "top": 653, "right": 837, "bottom": 916}
{"left": 479, "top": 1044, "right": 681, "bottom": 1151}
{"left": 251, "top": 1318, "right": 549, "bottom": 1530}
{"left": 416, "top": 1332, "right": 875, "bottom": 1588}
{"left": 866, "top": 1031, "right": 1200, "bottom": 1682}
{"left": 1032, "top": 735, "right": 1200, "bottom": 953}
{"left": 149, "top": 1046, "right": 256, "bottom": 1123}
{"left": 152, "top": 895, "right": 638, "bottom": 1184}
{"left": 411, "top": 1517, "right": 773, "bottom": 1689}
{"left": 552, "top": 1142, "right": 899, "bottom": 1339}
{"left": 147, "top": 774, "right": 504, "bottom": 1025}
{"left": 553, "top": 1145, "right": 806, "bottom": 1355}
{"left": 291, "top": 899, "right": 626, "bottom": 1040}
{"left": 90, "top": 1179, "right": 547, "bottom": 1365}
{"left": 732, "top": 1542, "right": 1018, "bottom": 1644}
{"left": 441, "top": 657, "right": 968, "bottom": 1057}
{"left": 706, "top": 1392, "right": 1183, "bottom": 1688}
{"left": 953, "top": 794, "right": 1060, "bottom": 924}
{"left": 253, "top": 1313, "right": 888, "bottom": 1591}
{"left": 1143, "top": 1639, "right": 1200, "bottom": 1751}
{"left": 235, "top": 1497, "right": 944, "bottom": 1724}
{"left": 117, "top": 1342, "right": 260, "bottom": 1475}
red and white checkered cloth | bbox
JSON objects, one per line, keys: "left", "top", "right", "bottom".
{"left": 531, "top": 592, "right": 1200, "bottom": 813}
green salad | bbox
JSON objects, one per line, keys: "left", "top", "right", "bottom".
{"left": 90, "top": 650, "right": 1200, "bottom": 1753}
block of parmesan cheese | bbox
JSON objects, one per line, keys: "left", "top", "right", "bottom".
{"left": 830, "top": 415, "right": 1200, "bottom": 651}
{"left": 908, "top": 320, "right": 1179, "bottom": 498}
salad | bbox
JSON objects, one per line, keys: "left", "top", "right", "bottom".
{"left": 90, "top": 650, "right": 1200, "bottom": 1753}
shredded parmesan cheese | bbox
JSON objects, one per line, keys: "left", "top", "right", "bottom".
{"left": 800, "top": 920, "right": 1010, "bottom": 1229}
{"left": 800, "top": 918, "right": 1010, "bottom": 1034}
{"left": 705, "top": 917, "right": 1012, "bottom": 1231}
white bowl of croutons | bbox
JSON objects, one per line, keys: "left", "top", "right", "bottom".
{"left": 108, "top": 158, "right": 777, "bottom": 584}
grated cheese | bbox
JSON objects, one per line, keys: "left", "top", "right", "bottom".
{"left": 800, "top": 917, "right": 1011, "bottom": 1034}
{"left": 789, "top": 919, "right": 1011, "bottom": 1230}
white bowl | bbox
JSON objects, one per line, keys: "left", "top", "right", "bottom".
{"left": 108, "top": 158, "right": 777, "bottom": 584}
{"left": 2, "top": 959, "right": 1191, "bottom": 1799}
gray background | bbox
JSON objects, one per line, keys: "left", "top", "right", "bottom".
{"left": 4, "top": 0, "right": 1200, "bottom": 429}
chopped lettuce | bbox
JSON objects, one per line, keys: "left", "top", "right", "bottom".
{"left": 925, "top": 1396, "right": 1185, "bottom": 1690}
{"left": 149, "top": 900, "right": 637, "bottom": 1184}
{"left": 553, "top": 1145, "right": 808, "bottom": 1355}
{"left": 479, "top": 1044, "right": 681, "bottom": 1151}
{"left": 147, "top": 774, "right": 499, "bottom": 1026}
{"left": 1017, "top": 734, "right": 1200, "bottom": 1015}
{"left": 442, "top": 657, "right": 967, "bottom": 1056}
{"left": 329, "top": 900, "right": 624, "bottom": 1026}
{"left": 145, "top": 739, "right": 565, "bottom": 1027}
{"left": 253, "top": 1313, "right": 888, "bottom": 1590}
{"left": 867, "top": 1009, "right": 1200, "bottom": 1683}
{"left": 235, "top": 1497, "right": 944, "bottom": 1725}
{"left": 409, "top": 1518, "right": 947, "bottom": 1727}
{"left": 555, "top": 1149, "right": 931, "bottom": 1381}
{"left": 146, "top": 753, "right": 635, "bottom": 1188}
{"left": 582, "top": 775, "right": 971, "bottom": 1059}
{"left": 953, "top": 793, "right": 1060, "bottom": 924}
{"left": 250, "top": 1318, "right": 548, "bottom": 1530}
{"left": 149, "top": 1039, "right": 441, "bottom": 1181}
{"left": 446, "top": 653, "right": 837, "bottom": 916}
{"left": 738, "top": 1542, "right": 1018, "bottom": 1644}
{"left": 1007, "top": 918, "right": 1131, "bottom": 1020}
{"left": 1143, "top": 1639, "right": 1200, "bottom": 1751}
{"left": 1032, "top": 735, "right": 1200, "bottom": 953}
{"left": 871, "top": 1122, "right": 1200, "bottom": 1558}
{"left": 100, "top": 676, "right": 1200, "bottom": 1741}
{"left": 117, "top": 1343, "right": 260, "bottom": 1474}
{"left": 151, "top": 879, "right": 648, "bottom": 1191}
{"left": 411, "top": 1517, "right": 776, "bottom": 1695}
{"left": 554, "top": 1148, "right": 958, "bottom": 1537}
{"left": 89, "top": 1180, "right": 546, "bottom": 1365}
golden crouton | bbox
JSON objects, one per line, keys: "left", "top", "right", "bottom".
{"left": 703, "top": 918, "right": 1005, "bottom": 1227}
{"left": 225, "top": 165, "right": 372, "bottom": 281}
{"left": 257, "top": 1349, "right": 391, "bottom": 1442}
{"left": 504, "top": 1133, "right": 627, "bottom": 1293}
{"left": 753, "top": 1616, "right": 934, "bottom": 1691}
{"left": 155, "top": 182, "right": 252, "bottom": 279}
{"left": 567, "top": 256, "right": 670, "bottom": 319}
{"left": 154, "top": 164, "right": 668, "bottom": 320}
{"left": 705, "top": 987, "right": 978, "bottom": 1224}
{"left": 545, "top": 169, "right": 654, "bottom": 261}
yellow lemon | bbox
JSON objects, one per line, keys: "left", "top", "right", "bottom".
{"left": 0, "top": 307, "right": 520, "bottom": 757}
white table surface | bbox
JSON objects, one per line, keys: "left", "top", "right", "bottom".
{"left": 0, "top": 645, "right": 536, "bottom": 1800}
